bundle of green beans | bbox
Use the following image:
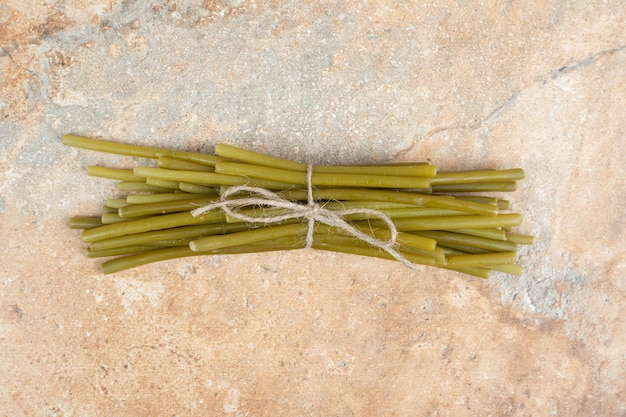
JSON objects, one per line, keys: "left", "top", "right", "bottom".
{"left": 63, "top": 134, "right": 534, "bottom": 278}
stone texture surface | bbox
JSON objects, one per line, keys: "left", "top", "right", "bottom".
{"left": 1, "top": 1, "right": 625, "bottom": 416}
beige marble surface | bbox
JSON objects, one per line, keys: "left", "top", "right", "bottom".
{"left": 1, "top": 1, "right": 625, "bottom": 415}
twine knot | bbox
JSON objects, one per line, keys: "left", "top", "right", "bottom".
{"left": 191, "top": 165, "right": 416, "bottom": 269}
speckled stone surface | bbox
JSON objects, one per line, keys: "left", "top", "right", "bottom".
{"left": 1, "top": 1, "right": 625, "bottom": 415}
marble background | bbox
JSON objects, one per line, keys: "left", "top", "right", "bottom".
{"left": 1, "top": 1, "right": 624, "bottom": 415}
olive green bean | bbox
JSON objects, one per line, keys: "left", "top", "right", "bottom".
{"left": 118, "top": 197, "right": 217, "bottom": 218}
{"left": 69, "top": 216, "right": 102, "bottom": 229}
{"left": 216, "top": 161, "right": 431, "bottom": 189}
{"left": 158, "top": 156, "right": 215, "bottom": 172}
{"left": 117, "top": 181, "right": 170, "bottom": 193}
{"left": 431, "top": 181, "right": 518, "bottom": 193}
{"left": 414, "top": 230, "right": 517, "bottom": 252}
{"left": 365, "top": 213, "right": 521, "bottom": 231}
{"left": 281, "top": 188, "right": 499, "bottom": 216}
{"left": 105, "top": 198, "right": 128, "bottom": 209}
{"left": 134, "top": 166, "right": 297, "bottom": 190}
{"left": 489, "top": 264, "right": 523, "bottom": 276}
{"left": 448, "top": 228, "right": 506, "bottom": 241}
{"left": 87, "top": 166, "right": 144, "bottom": 182}
{"left": 215, "top": 143, "right": 306, "bottom": 171}
{"left": 179, "top": 182, "right": 218, "bottom": 194}
{"left": 190, "top": 223, "right": 309, "bottom": 252}
{"left": 86, "top": 245, "right": 162, "bottom": 258}
{"left": 62, "top": 134, "right": 223, "bottom": 166}
{"left": 313, "top": 223, "right": 437, "bottom": 251}
{"left": 146, "top": 177, "right": 180, "bottom": 190}
{"left": 101, "top": 205, "right": 118, "bottom": 214}
{"left": 439, "top": 244, "right": 491, "bottom": 255}
{"left": 101, "top": 238, "right": 301, "bottom": 274}
{"left": 82, "top": 210, "right": 225, "bottom": 243}
{"left": 90, "top": 222, "right": 256, "bottom": 251}
{"left": 505, "top": 233, "right": 536, "bottom": 245}
{"left": 443, "top": 267, "right": 491, "bottom": 279}
{"left": 446, "top": 251, "right": 516, "bottom": 268}
{"left": 314, "top": 164, "right": 437, "bottom": 177}
{"left": 313, "top": 241, "right": 437, "bottom": 267}
{"left": 126, "top": 192, "right": 205, "bottom": 204}
{"left": 430, "top": 168, "right": 525, "bottom": 185}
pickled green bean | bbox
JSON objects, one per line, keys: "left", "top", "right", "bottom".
{"left": 158, "top": 156, "right": 215, "bottom": 172}
{"left": 126, "top": 192, "right": 211, "bottom": 205}
{"left": 87, "top": 166, "right": 144, "bottom": 182}
{"left": 62, "top": 134, "right": 223, "bottom": 166}
{"left": 446, "top": 251, "right": 516, "bottom": 268}
{"left": 430, "top": 168, "right": 524, "bottom": 185}
{"left": 216, "top": 161, "right": 432, "bottom": 189}
{"left": 146, "top": 177, "right": 180, "bottom": 190}
{"left": 414, "top": 230, "right": 517, "bottom": 252}
{"left": 118, "top": 197, "right": 217, "bottom": 218}
{"left": 69, "top": 216, "right": 102, "bottom": 229}
{"left": 117, "top": 181, "right": 170, "bottom": 193}
{"left": 82, "top": 211, "right": 225, "bottom": 243}
{"left": 190, "top": 223, "right": 309, "bottom": 252}
{"left": 89, "top": 223, "right": 255, "bottom": 251}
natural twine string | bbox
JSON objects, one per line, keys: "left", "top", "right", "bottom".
{"left": 191, "top": 165, "right": 416, "bottom": 269}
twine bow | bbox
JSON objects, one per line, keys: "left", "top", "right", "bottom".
{"left": 191, "top": 165, "right": 416, "bottom": 269}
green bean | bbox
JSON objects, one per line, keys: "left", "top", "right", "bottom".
{"left": 439, "top": 244, "right": 491, "bottom": 255}
{"left": 431, "top": 181, "right": 518, "bottom": 193}
{"left": 216, "top": 161, "right": 432, "bottom": 189}
{"left": 101, "top": 213, "right": 125, "bottom": 224}
{"left": 314, "top": 164, "right": 436, "bottom": 177}
{"left": 87, "top": 166, "right": 144, "bottom": 182}
{"left": 134, "top": 167, "right": 297, "bottom": 190}
{"left": 310, "top": 233, "right": 442, "bottom": 261}
{"left": 489, "top": 264, "right": 523, "bottom": 276}
{"left": 82, "top": 210, "right": 225, "bottom": 243}
{"left": 400, "top": 245, "right": 446, "bottom": 263}
{"left": 414, "top": 230, "right": 517, "bottom": 252}
{"left": 448, "top": 228, "right": 506, "bottom": 241}
{"left": 158, "top": 156, "right": 215, "bottom": 172}
{"left": 215, "top": 143, "right": 305, "bottom": 171}
{"left": 505, "top": 233, "right": 536, "bottom": 245}
{"left": 452, "top": 196, "right": 511, "bottom": 211}
{"left": 179, "top": 182, "right": 218, "bottom": 194}
{"left": 101, "top": 213, "right": 153, "bottom": 224}
{"left": 118, "top": 197, "right": 217, "bottom": 218}
{"left": 446, "top": 251, "right": 516, "bottom": 268}
{"left": 215, "top": 143, "right": 438, "bottom": 177}
{"left": 281, "top": 188, "right": 499, "bottom": 216}
{"left": 62, "top": 134, "right": 223, "bottom": 166}
{"left": 190, "top": 223, "right": 309, "bottom": 252}
{"left": 101, "top": 238, "right": 301, "bottom": 274}
{"left": 126, "top": 192, "right": 204, "bottom": 204}
{"left": 105, "top": 198, "right": 128, "bottom": 209}
{"left": 443, "top": 267, "right": 491, "bottom": 279}
{"left": 117, "top": 181, "right": 170, "bottom": 193}
{"left": 222, "top": 206, "right": 466, "bottom": 225}
{"left": 146, "top": 177, "right": 180, "bottom": 190}
{"left": 365, "top": 213, "right": 522, "bottom": 231}
{"left": 89, "top": 223, "right": 255, "bottom": 251}
{"left": 321, "top": 201, "right": 418, "bottom": 210}
{"left": 313, "top": 241, "right": 437, "bottom": 267}
{"left": 69, "top": 216, "right": 102, "bottom": 229}
{"left": 430, "top": 168, "right": 525, "bottom": 185}
{"left": 313, "top": 223, "right": 437, "bottom": 251}
{"left": 86, "top": 245, "right": 162, "bottom": 258}
{"left": 452, "top": 195, "right": 498, "bottom": 206}
{"left": 101, "top": 205, "right": 118, "bottom": 214}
